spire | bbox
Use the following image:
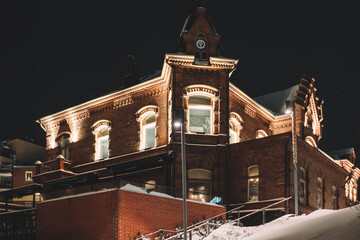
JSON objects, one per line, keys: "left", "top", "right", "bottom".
{"left": 179, "top": 1, "right": 223, "bottom": 64}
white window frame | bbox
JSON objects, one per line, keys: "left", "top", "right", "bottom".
{"left": 141, "top": 116, "right": 156, "bottom": 150}
{"left": 91, "top": 120, "right": 111, "bottom": 161}
{"left": 25, "top": 171, "right": 33, "bottom": 181}
{"left": 188, "top": 95, "right": 213, "bottom": 134}
{"left": 136, "top": 106, "right": 159, "bottom": 151}
{"left": 229, "top": 113, "right": 243, "bottom": 144}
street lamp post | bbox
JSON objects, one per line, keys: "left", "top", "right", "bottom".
{"left": 175, "top": 109, "right": 187, "bottom": 239}
{"left": 286, "top": 100, "right": 298, "bottom": 216}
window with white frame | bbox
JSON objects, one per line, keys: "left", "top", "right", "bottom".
{"left": 25, "top": 171, "right": 33, "bottom": 181}
{"left": 248, "top": 165, "right": 259, "bottom": 202}
{"left": 229, "top": 113, "right": 243, "bottom": 144}
{"left": 92, "top": 120, "right": 111, "bottom": 161}
{"left": 299, "top": 167, "right": 307, "bottom": 204}
{"left": 229, "top": 121, "right": 237, "bottom": 144}
{"left": 136, "top": 106, "right": 158, "bottom": 150}
{"left": 188, "top": 95, "right": 212, "bottom": 134}
{"left": 141, "top": 113, "right": 156, "bottom": 150}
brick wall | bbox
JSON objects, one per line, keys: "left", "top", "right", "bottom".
{"left": 12, "top": 166, "right": 35, "bottom": 188}
{"left": 36, "top": 188, "right": 225, "bottom": 240}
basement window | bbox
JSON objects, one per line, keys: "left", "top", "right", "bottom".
{"left": 248, "top": 165, "right": 259, "bottom": 202}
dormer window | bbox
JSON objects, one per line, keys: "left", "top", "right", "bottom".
{"left": 92, "top": 120, "right": 111, "bottom": 161}
{"left": 188, "top": 95, "right": 212, "bottom": 134}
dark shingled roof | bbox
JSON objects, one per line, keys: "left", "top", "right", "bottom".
{"left": 254, "top": 85, "right": 299, "bottom": 115}
{"left": 327, "top": 148, "right": 355, "bottom": 160}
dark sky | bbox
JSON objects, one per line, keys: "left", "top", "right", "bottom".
{"left": 1, "top": 0, "right": 359, "bottom": 155}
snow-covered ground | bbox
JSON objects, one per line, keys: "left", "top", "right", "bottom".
{"left": 204, "top": 205, "right": 360, "bottom": 240}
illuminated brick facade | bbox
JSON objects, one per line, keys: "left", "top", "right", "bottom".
{"left": 34, "top": 3, "right": 359, "bottom": 217}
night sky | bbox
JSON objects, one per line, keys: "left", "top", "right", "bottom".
{"left": 1, "top": 1, "right": 359, "bottom": 157}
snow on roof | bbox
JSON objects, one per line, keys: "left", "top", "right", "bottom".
{"left": 205, "top": 205, "right": 360, "bottom": 240}
{"left": 120, "top": 183, "right": 148, "bottom": 194}
{"left": 254, "top": 85, "right": 299, "bottom": 115}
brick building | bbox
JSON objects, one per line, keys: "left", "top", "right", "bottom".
{"left": 34, "top": 1, "right": 358, "bottom": 220}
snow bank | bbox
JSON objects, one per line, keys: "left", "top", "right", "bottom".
{"left": 205, "top": 205, "right": 360, "bottom": 240}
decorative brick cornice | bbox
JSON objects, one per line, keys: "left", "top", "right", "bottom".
{"left": 166, "top": 55, "right": 238, "bottom": 71}
{"left": 184, "top": 84, "right": 219, "bottom": 97}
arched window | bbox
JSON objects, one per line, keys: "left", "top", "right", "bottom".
{"left": 56, "top": 132, "right": 71, "bottom": 160}
{"left": 142, "top": 114, "right": 156, "bottom": 149}
{"left": 60, "top": 137, "right": 70, "bottom": 159}
{"left": 188, "top": 168, "right": 212, "bottom": 202}
{"left": 299, "top": 167, "right": 307, "bottom": 204}
{"left": 317, "top": 177, "right": 323, "bottom": 209}
{"left": 332, "top": 186, "right": 338, "bottom": 210}
{"left": 256, "top": 130, "right": 268, "bottom": 139}
{"left": 248, "top": 165, "right": 259, "bottom": 202}
{"left": 305, "top": 136, "right": 317, "bottom": 148}
{"left": 92, "top": 120, "right": 111, "bottom": 161}
{"left": 229, "top": 113, "right": 243, "bottom": 144}
{"left": 136, "top": 105, "right": 158, "bottom": 150}
{"left": 188, "top": 95, "right": 212, "bottom": 134}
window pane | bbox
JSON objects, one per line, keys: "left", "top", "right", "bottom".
{"left": 144, "top": 115, "right": 155, "bottom": 124}
{"left": 189, "top": 107, "right": 211, "bottom": 133}
{"left": 248, "top": 166, "right": 259, "bottom": 177}
{"left": 144, "top": 124, "right": 155, "bottom": 149}
{"left": 229, "top": 129, "right": 237, "bottom": 144}
{"left": 99, "top": 138, "right": 109, "bottom": 159}
{"left": 248, "top": 178, "right": 259, "bottom": 201}
{"left": 189, "top": 96, "right": 211, "bottom": 105}
{"left": 188, "top": 181, "right": 211, "bottom": 202}
{"left": 99, "top": 127, "right": 109, "bottom": 137}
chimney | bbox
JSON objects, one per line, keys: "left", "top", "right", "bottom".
{"left": 124, "top": 55, "right": 139, "bottom": 88}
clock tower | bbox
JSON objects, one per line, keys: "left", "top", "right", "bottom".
{"left": 178, "top": 0, "right": 223, "bottom": 65}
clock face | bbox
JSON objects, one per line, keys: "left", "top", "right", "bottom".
{"left": 195, "top": 39, "right": 206, "bottom": 50}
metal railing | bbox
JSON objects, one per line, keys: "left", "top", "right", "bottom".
{"left": 162, "top": 197, "right": 291, "bottom": 240}
{"left": 0, "top": 208, "right": 36, "bottom": 240}
{"left": 136, "top": 204, "right": 245, "bottom": 240}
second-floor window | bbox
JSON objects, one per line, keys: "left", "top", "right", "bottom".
{"left": 92, "top": 120, "right": 111, "bottom": 161}
{"left": 142, "top": 114, "right": 156, "bottom": 150}
{"left": 188, "top": 95, "right": 212, "bottom": 134}
{"left": 96, "top": 127, "right": 109, "bottom": 160}
{"left": 58, "top": 135, "right": 70, "bottom": 159}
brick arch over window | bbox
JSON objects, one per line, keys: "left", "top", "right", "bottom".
{"left": 91, "top": 120, "right": 111, "bottom": 161}
{"left": 183, "top": 85, "right": 219, "bottom": 134}
{"left": 229, "top": 112, "right": 243, "bottom": 143}
{"left": 136, "top": 105, "right": 159, "bottom": 150}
